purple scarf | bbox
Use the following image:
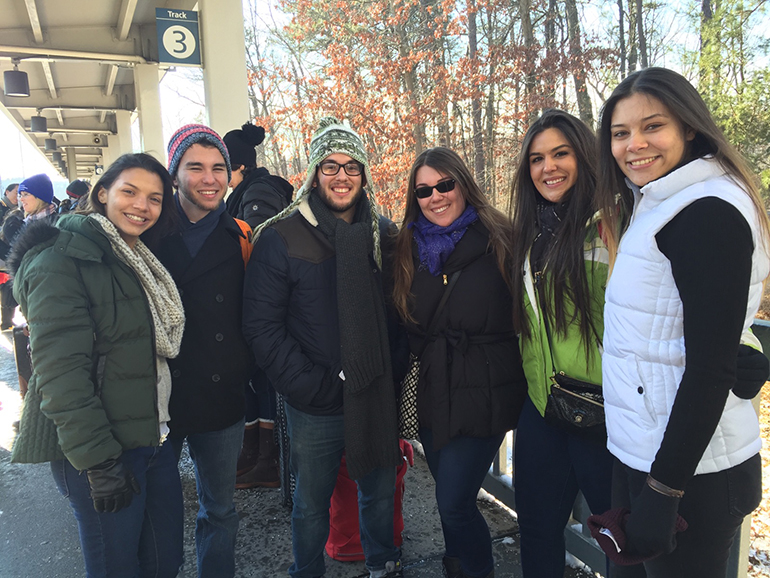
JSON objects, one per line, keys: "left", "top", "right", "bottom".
{"left": 409, "top": 205, "right": 478, "bottom": 276}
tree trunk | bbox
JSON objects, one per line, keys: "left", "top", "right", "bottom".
{"left": 636, "top": 0, "right": 648, "bottom": 68}
{"left": 564, "top": 0, "right": 594, "bottom": 125}
{"left": 543, "top": 0, "right": 558, "bottom": 103}
{"left": 468, "top": 0, "right": 486, "bottom": 192}
{"left": 628, "top": 5, "right": 638, "bottom": 72}
{"left": 618, "top": 0, "right": 626, "bottom": 77}
{"left": 517, "top": 0, "right": 539, "bottom": 121}
{"left": 391, "top": 0, "right": 425, "bottom": 155}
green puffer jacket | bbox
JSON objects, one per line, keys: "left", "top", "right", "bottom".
{"left": 520, "top": 221, "right": 609, "bottom": 415}
{"left": 9, "top": 214, "right": 159, "bottom": 470}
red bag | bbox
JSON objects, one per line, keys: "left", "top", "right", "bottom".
{"left": 325, "top": 440, "right": 414, "bottom": 561}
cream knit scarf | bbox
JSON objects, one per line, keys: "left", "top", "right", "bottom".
{"left": 89, "top": 213, "right": 185, "bottom": 430}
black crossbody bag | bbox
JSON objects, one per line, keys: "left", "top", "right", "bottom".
{"left": 536, "top": 273, "right": 606, "bottom": 442}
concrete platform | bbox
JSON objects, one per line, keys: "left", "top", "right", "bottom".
{"left": 0, "top": 329, "right": 594, "bottom": 578}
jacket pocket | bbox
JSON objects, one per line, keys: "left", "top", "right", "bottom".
{"left": 727, "top": 453, "right": 762, "bottom": 519}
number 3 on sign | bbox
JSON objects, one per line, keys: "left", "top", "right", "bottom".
{"left": 163, "top": 25, "right": 196, "bottom": 59}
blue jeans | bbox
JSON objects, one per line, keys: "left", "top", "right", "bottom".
{"left": 514, "top": 396, "right": 614, "bottom": 578}
{"left": 171, "top": 418, "right": 244, "bottom": 578}
{"left": 51, "top": 444, "right": 184, "bottom": 578}
{"left": 419, "top": 428, "right": 504, "bottom": 578}
{"left": 284, "top": 402, "right": 399, "bottom": 578}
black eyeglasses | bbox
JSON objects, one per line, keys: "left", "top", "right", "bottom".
{"left": 414, "top": 179, "right": 456, "bottom": 199}
{"left": 319, "top": 160, "right": 363, "bottom": 177}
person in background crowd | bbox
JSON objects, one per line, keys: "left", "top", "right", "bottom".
{"left": 156, "top": 124, "right": 254, "bottom": 578}
{"left": 0, "top": 182, "right": 19, "bottom": 329}
{"left": 8, "top": 153, "right": 185, "bottom": 578}
{"left": 59, "top": 179, "right": 91, "bottom": 213}
{"left": 596, "top": 67, "right": 770, "bottom": 578}
{"left": 508, "top": 110, "right": 613, "bottom": 578}
{"left": 223, "top": 121, "right": 294, "bottom": 489}
{"left": 391, "top": 147, "right": 527, "bottom": 578}
{"left": 244, "top": 117, "right": 404, "bottom": 578}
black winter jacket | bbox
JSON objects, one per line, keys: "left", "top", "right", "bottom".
{"left": 408, "top": 220, "right": 527, "bottom": 449}
{"left": 157, "top": 210, "right": 253, "bottom": 437}
{"left": 243, "top": 200, "right": 408, "bottom": 416}
{"left": 225, "top": 167, "right": 293, "bottom": 229}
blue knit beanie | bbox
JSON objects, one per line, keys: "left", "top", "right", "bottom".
{"left": 167, "top": 124, "right": 232, "bottom": 182}
{"left": 19, "top": 173, "right": 54, "bottom": 204}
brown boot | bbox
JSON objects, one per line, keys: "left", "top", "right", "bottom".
{"left": 235, "top": 423, "right": 280, "bottom": 489}
{"left": 236, "top": 423, "right": 260, "bottom": 476}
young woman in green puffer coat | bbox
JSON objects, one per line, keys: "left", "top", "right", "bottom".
{"left": 9, "top": 153, "right": 186, "bottom": 578}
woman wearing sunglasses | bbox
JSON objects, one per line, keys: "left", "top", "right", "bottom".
{"left": 392, "top": 147, "right": 527, "bottom": 578}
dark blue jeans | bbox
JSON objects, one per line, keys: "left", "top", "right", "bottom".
{"left": 420, "top": 428, "right": 504, "bottom": 578}
{"left": 171, "top": 418, "right": 244, "bottom": 578}
{"left": 51, "top": 444, "right": 184, "bottom": 578}
{"left": 514, "top": 396, "right": 614, "bottom": 578}
{"left": 284, "top": 402, "right": 399, "bottom": 578}
{"left": 610, "top": 454, "right": 762, "bottom": 578}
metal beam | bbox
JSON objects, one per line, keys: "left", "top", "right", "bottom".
{"left": 0, "top": 44, "right": 146, "bottom": 65}
{"left": 40, "top": 61, "right": 57, "bottom": 98}
{"left": 1, "top": 86, "right": 135, "bottom": 111}
{"left": 105, "top": 64, "right": 119, "bottom": 96}
{"left": 23, "top": 0, "right": 44, "bottom": 44}
{"left": 117, "top": 0, "right": 140, "bottom": 41}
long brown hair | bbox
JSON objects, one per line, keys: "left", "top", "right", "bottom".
{"left": 392, "top": 147, "right": 513, "bottom": 322}
{"left": 509, "top": 110, "right": 602, "bottom": 348}
{"left": 596, "top": 67, "right": 770, "bottom": 265}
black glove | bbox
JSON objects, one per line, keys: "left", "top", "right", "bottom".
{"left": 86, "top": 458, "right": 140, "bottom": 513}
{"left": 624, "top": 483, "right": 681, "bottom": 557}
{"left": 734, "top": 344, "right": 769, "bottom": 399}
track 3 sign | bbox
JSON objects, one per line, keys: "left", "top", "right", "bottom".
{"left": 156, "top": 8, "right": 202, "bottom": 67}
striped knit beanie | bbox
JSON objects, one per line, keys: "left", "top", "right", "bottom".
{"left": 252, "top": 116, "right": 383, "bottom": 267}
{"left": 167, "top": 124, "right": 231, "bottom": 182}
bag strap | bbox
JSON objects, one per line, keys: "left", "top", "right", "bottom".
{"left": 534, "top": 270, "right": 559, "bottom": 378}
{"left": 234, "top": 218, "right": 253, "bottom": 269}
{"left": 418, "top": 270, "right": 461, "bottom": 357}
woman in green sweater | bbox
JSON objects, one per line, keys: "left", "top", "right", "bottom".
{"left": 509, "top": 109, "right": 613, "bottom": 578}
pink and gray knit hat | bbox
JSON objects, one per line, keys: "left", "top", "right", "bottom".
{"left": 167, "top": 124, "right": 231, "bottom": 182}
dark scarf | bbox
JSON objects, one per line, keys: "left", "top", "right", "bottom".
{"left": 176, "top": 195, "right": 225, "bottom": 258}
{"left": 308, "top": 192, "right": 401, "bottom": 480}
{"left": 530, "top": 197, "right": 567, "bottom": 273}
{"left": 409, "top": 205, "right": 479, "bottom": 276}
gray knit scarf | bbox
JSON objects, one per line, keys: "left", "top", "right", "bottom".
{"left": 308, "top": 191, "right": 400, "bottom": 480}
{"left": 89, "top": 213, "right": 185, "bottom": 426}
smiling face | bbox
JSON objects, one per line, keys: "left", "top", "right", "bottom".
{"left": 528, "top": 128, "right": 579, "bottom": 203}
{"left": 313, "top": 153, "right": 364, "bottom": 223}
{"left": 174, "top": 143, "right": 229, "bottom": 222}
{"left": 415, "top": 164, "right": 466, "bottom": 227}
{"left": 610, "top": 92, "right": 694, "bottom": 188}
{"left": 97, "top": 167, "right": 164, "bottom": 248}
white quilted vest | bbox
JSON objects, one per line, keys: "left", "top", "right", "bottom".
{"left": 603, "top": 158, "right": 769, "bottom": 474}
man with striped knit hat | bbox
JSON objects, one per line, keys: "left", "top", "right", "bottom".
{"left": 243, "top": 117, "right": 404, "bottom": 578}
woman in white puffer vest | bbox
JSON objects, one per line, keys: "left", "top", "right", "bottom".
{"left": 595, "top": 67, "right": 770, "bottom": 578}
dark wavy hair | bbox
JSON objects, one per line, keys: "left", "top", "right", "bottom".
{"left": 392, "top": 147, "right": 513, "bottom": 322}
{"left": 79, "top": 153, "right": 178, "bottom": 248}
{"left": 596, "top": 67, "right": 770, "bottom": 265}
{"left": 509, "top": 109, "right": 602, "bottom": 349}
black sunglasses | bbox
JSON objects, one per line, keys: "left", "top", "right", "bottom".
{"left": 414, "top": 179, "right": 456, "bottom": 199}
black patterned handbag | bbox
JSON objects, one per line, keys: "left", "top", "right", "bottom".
{"left": 398, "top": 271, "right": 461, "bottom": 440}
